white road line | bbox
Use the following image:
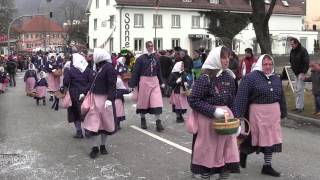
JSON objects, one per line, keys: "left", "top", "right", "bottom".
{"left": 130, "top": 125, "right": 192, "bottom": 154}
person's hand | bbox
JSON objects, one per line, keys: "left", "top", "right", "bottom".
{"left": 298, "top": 73, "right": 305, "bottom": 80}
{"left": 176, "top": 77, "right": 182, "bottom": 83}
{"left": 184, "top": 82, "right": 189, "bottom": 88}
{"left": 214, "top": 108, "right": 227, "bottom": 118}
{"left": 161, "top": 83, "right": 165, "bottom": 88}
{"left": 79, "top": 93, "right": 85, "bottom": 100}
{"left": 104, "top": 100, "right": 112, "bottom": 108}
{"left": 52, "top": 69, "right": 57, "bottom": 72}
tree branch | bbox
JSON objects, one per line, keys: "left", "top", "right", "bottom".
{"left": 264, "top": 0, "right": 277, "bottom": 26}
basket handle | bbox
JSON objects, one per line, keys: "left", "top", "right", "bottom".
{"left": 224, "top": 112, "right": 229, "bottom": 123}
{"left": 241, "top": 118, "right": 251, "bottom": 136}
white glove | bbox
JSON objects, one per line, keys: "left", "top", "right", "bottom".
{"left": 79, "top": 93, "right": 85, "bottom": 100}
{"left": 214, "top": 108, "right": 227, "bottom": 118}
{"left": 176, "top": 77, "right": 182, "bottom": 83}
{"left": 104, "top": 100, "right": 112, "bottom": 108}
{"left": 128, "top": 88, "right": 134, "bottom": 92}
{"left": 184, "top": 82, "right": 188, "bottom": 87}
{"left": 161, "top": 83, "right": 165, "bottom": 88}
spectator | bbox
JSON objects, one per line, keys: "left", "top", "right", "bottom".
{"left": 289, "top": 37, "right": 309, "bottom": 113}
{"left": 239, "top": 48, "right": 257, "bottom": 79}
{"left": 304, "top": 62, "right": 320, "bottom": 115}
{"left": 6, "top": 56, "right": 17, "bottom": 87}
{"left": 159, "top": 50, "right": 174, "bottom": 97}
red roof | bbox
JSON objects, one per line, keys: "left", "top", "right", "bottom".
{"left": 14, "top": 16, "right": 65, "bottom": 33}
{"left": 115, "top": 0, "right": 305, "bottom": 15}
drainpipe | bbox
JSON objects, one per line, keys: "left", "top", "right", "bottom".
{"left": 119, "top": 6, "right": 123, "bottom": 51}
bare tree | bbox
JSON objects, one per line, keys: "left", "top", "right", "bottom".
{"left": 0, "top": 0, "right": 16, "bottom": 35}
{"left": 58, "top": 0, "right": 87, "bottom": 45}
{"left": 250, "top": 0, "right": 277, "bottom": 54}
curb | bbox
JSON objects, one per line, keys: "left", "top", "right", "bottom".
{"left": 287, "top": 112, "right": 320, "bottom": 126}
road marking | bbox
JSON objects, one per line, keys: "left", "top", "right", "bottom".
{"left": 130, "top": 125, "right": 192, "bottom": 154}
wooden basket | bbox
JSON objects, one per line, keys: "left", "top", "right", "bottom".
{"left": 53, "top": 69, "right": 63, "bottom": 77}
{"left": 121, "top": 72, "right": 132, "bottom": 80}
{"left": 212, "top": 113, "right": 240, "bottom": 135}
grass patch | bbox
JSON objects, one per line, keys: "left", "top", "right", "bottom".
{"left": 284, "top": 86, "right": 320, "bottom": 119}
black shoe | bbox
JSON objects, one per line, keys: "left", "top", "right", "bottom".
{"left": 296, "top": 109, "right": 303, "bottom": 113}
{"left": 43, "top": 100, "right": 46, "bottom": 106}
{"left": 73, "top": 131, "right": 84, "bottom": 139}
{"left": 89, "top": 147, "right": 99, "bottom": 159}
{"left": 156, "top": 119, "right": 164, "bottom": 132}
{"left": 261, "top": 165, "right": 281, "bottom": 177}
{"left": 141, "top": 118, "right": 147, "bottom": 129}
{"left": 240, "top": 152, "right": 247, "bottom": 168}
{"left": 36, "top": 100, "right": 39, "bottom": 106}
{"left": 49, "top": 96, "right": 54, "bottom": 101}
{"left": 176, "top": 116, "right": 184, "bottom": 123}
{"left": 100, "top": 145, "right": 108, "bottom": 155}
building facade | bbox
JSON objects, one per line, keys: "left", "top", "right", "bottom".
{"left": 87, "top": 0, "right": 318, "bottom": 55}
{"left": 305, "top": 0, "right": 320, "bottom": 31}
{"left": 14, "top": 16, "right": 67, "bottom": 52}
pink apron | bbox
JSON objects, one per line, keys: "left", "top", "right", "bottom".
{"left": 83, "top": 94, "right": 115, "bottom": 133}
{"left": 137, "top": 76, "right": 163, "bottom": 110}
{"left": 191, "top": 106, "right": 239, "bottom": 168}
{"left": 249, "top": 103, "right": 282, "bottom": 147}
{"left": 0, "top": 83, "right": 4, "bottom": 91}
{"left": 36, "top": 86, "right": 47, "bottom": 98}
{"left": 169, "top": 91, "right": 189, "bottom": 110}
{"left": 115, "top": 99, "right": 125, "bottom": 118}
{"left": 47, "top": 73, "right": 60, "bottom": 92}
{"left": 25, "top": 77, "right": 36, "bottom": 93}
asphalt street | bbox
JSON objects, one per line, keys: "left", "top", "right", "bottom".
{"left": 1, "top": 72, "right": 320, "bottom": 180}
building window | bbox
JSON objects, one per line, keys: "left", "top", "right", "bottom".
{"left": 172, "top": 38, "right": 180, "bottom": 48}
{"left": 96, "top": 0, "right": 99, "bottom": 8}
{"left": 210, "top": 0, "right": 219, "bottom": 4}
{"left": 35, "top": 34, "right": 39, "bottom": 38}
{"left": 30, "top": 34, "right": 33, "bottom": 38}
{"left": 153, "top": 38, "right": 163, "bottom": 50}
{"left": 106, "top": 0, "right": 110, "bottom": 6}
{"left": 110, "top": 15, "right": 114, "bottom": 29}
{"left": 109, "top": 38, "right": 113, "bottom": 52}
{"left": 25, "top": 34, "right": 29, "bottom": 38}
{"left": 93, "top": 38, "right": 97, "bottom": 48}
{"left": 204, "top": 17, "right": 210, "bottom": 28}
{"left": 192, "top": 16, "right": 200, "bottom": 28}
{"left": 94, "top": 18, "right": 98, "bottom": 30}
{"left": 153, "top": 14, "right": 162, "bottom": 28}
{"left": 134, "top": 38, "right": 144, "bottom": 52}
{"left": 172, "top": 15, "right": 180, "bottom": 28}
{"left": 27, "top": 44, "right": 32, "bottom": 48}
{"left": 134, "top": 14, "right": 144, "bottom": 28}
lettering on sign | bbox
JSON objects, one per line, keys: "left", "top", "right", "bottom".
{"left": 188, "top": 34, "right": 209, "bottom": 39}
{"left": 182, "top": 0, "right": 192, "bottom": 2}
{"left": 124, "top": 13, "right": 130, "bottom": 48}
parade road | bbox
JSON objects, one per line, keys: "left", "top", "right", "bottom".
{"left": 1, "top": 72, "right": 320, "bottom": 180}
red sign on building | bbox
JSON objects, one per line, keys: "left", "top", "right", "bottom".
{"left": 0, "top": 35, "right": 8, "bottom": 43}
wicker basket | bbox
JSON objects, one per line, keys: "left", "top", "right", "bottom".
{"left": 27, "top": 91, "right": 37, "bottom": 97}
{"left": 121, "top": 72, "right": 132, "bottom": 80}
{"left": 53, "top": 69, "right": 63, "bottom": 77}
{"left": 213, "top": 113, "right": 240, "bottom": 135}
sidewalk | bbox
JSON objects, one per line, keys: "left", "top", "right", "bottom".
{"left": 287, "top": 112, "right": 320, "bottom": 126}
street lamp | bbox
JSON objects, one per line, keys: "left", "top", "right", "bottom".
{"left": 7, "top": 14, "right": 46, "bottom": 55}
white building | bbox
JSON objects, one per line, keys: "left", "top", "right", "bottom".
{"left": 86, "top": 0, "right": 318, "bottom": 55}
